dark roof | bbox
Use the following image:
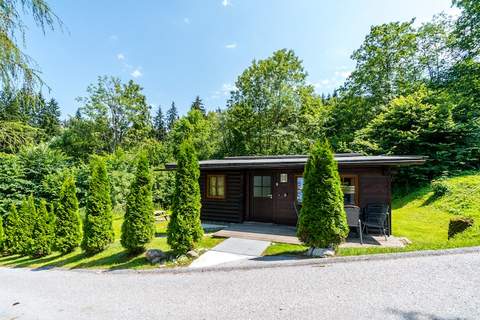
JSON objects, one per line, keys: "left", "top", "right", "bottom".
{"left": 165, "top": 154, "right": 427, "bottom": 170}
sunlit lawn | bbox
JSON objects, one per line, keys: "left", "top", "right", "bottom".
{"left": 0, "top": 212, "right": 223, "bottom": 270}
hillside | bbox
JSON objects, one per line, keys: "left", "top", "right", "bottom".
{"left": 393, "top": 172, "right": 480, "bottom": 249}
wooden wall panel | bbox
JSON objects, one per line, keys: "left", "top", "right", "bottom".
{"left": 200, "top": 171, "right": 244, "bottom": 223}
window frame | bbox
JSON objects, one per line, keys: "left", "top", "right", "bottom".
{"left": 294, "top": 174, "right": 359, "bottom": 206}
{"left": 294, "top": 175, "right": 304, "bottom": 204}
{"left": 206, "top": 174, "right": 226, "bottom": 200}
{"left": 253, "top": 175, "right": 272, "bottom": 198}
{"left": 340, "top": 174, "right": 359, "bottom": 206}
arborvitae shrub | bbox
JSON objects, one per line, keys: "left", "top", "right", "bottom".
{"left": 30, "top": 199, "right": 55, "bottom": 258}
{"left": 18, "top": 195, "right": 36, "bottom": 255}
{"left": 3, "top": 203, "right": 22, "bottom": 254}
{"left": 297, "top": 140, "right": 349, "bottom": 248}
{"left": 82, "top": 156, "right": 114, "bottom": 255}
{"left": 121, "top": 152, "right": 155, "bottom": 254}
{"left": 55, "top": 175, "right": 82, "bottom": 254}
{"left": 0, "top": 215, "right": 5, "bottom": 254}
{"left": 167, "top": 139, "right": 203, "bottom": 254}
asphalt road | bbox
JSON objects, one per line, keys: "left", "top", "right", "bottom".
{"left": 1, "top": 251, "right": 479, "bottom": 320}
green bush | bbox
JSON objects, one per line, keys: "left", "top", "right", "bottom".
{"left": 3, "top": 203, "right": 22, "bottom": 254}
{"left": 18, "top": 195, "right": 36, "bottom": 255}
{"left": 448, "top": 216, "right": 474, "bottom": 239}
{"left": 30, "top": 199, "right": 55, "bottom": 258}
{"left": 167, "top": 139, "right": 203, "bottom": 254}
{"left": 0, "top": 215, "right": 5, "bottom": 253}
{"left": 431, "top": 180, "right": 450, "bottom": 197}
{"left": 54, "top": 175, "right": 82, "bottom": 254}
{"left": 121, "top": 152, "right": 155, "bottom": 253}
{"left": 297, "top": 140, "right": 349, "bottom": 248}
{"left": 82, "top": 156, "right": 114, "bottom": 255}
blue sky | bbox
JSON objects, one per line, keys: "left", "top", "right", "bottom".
{"left": 25, "top": 0, "right": 457, "bottom": 118}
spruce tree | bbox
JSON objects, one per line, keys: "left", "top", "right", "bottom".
{"left": 153, "top": 105, "right": 167, "bottom": 141}
{"left": 297, "top": 140, "right": 349, "bottom": 249}
{"left": 36, "top": 98, "right": 61, "bottom": 136}
{"left": 4, "top": 203, "right": 22, "bottom": 254}
{"left": 18, "top": 195, "right": 36, "bottom": 255}
{"left": 190, "top": 96, "right": 206, "bottom": 115}
{"left": 0, "top": 215, "right": 5, "bottom": 254}
{"left": 30, "top": 199, "right": 54, "bottom": 258}
{"left": 121, "top": 152, "right": 155, "bottom": 253}
{"left": 55, "top": 175, "right": 82, "bottom": 254}
{"left": 166, "top": 101, "right": 179, "bottom": 131}
{"left": 82, "top": 156, "right": 114, "bottom": 255}
{"left": 167, "top": 139, "right": 203, "bottom": 254}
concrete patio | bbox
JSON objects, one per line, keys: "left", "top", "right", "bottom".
{"left": 208, "top": 221, "right": 409, "bottom": 248}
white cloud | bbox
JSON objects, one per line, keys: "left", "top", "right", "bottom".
{"left": 222, "top": 0, "right": 231, "bottom": 7}
{"left": 222, "top": 83, "right": 235, "bottom": 94}
{"left": 131, "top": 68, "right": 143, "bottom": 78}
{"left": 225, "top": 43, "right": 237, "bottom": 49}
{"left": 309, "top": 68, "right": 352, "bottom": 93}
{"left": 117, "top": 53, "right": 125, "bottom": 60}
{"left": 334, "top": 71, "right": 351, "bottom": 78}
{"left": 109, "top": 35, "right": 119, "bottom": 41}
{"left": 183, "top": 17, "right": 190, "bottom": 24}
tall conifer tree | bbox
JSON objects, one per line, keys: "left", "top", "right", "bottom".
{"left": 82, "top": 156, "right": 114, "bottom": 254}
{"left": 55, "top": 175, "right": 82, "bottom": 254}
{"left": 166, "top": 101, "right": 179, "bottom": 131}
{"left": 297, "top": 140, "right": 349, "bottom": 248}
{"left": 167, "top": 139, "right": 203, "bottom": 254}
{"left": 121, "top": 152, "right": 155, "bottom": 253}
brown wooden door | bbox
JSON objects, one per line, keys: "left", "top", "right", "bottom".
{"left": 251, "top": 174, "right": 273, "bottom": 222}
{"left": 273, "top": 173, "right": 297, "bottom": 225}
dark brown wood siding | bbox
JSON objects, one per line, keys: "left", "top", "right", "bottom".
{"left": 200, "top": 170, "right": 244, "bottom": 223}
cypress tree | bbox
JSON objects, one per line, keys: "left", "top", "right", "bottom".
{"left": 30, "top": 199, "right": 55, "bottom": 258}
{"left": 0, "top": 215, "right": 5, "bottom": 254}
{"left": 297, "top": 140, "right": 349, "bottom": 249}
{"left": 4, "top": 203, "right": 22, "bottom": 254}
{"left": 18, "top": 195, "right": 36, "bottom": 255}
{"left": 121, "top": 152, "right": 155, "bottom": 253}
{"left": 167, "top": 139, "right": 203, "bottom": 254}
{"left": 82, "top": 156, "right": 114, "bottom": 255}
{"left": 55, "top": 175, "right": 82, "bottom": 254}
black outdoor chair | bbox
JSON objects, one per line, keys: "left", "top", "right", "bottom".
{"left": 362, "top": 203, "right": 389, "bottom": 241}
{"left": 345, "top": 205, "right": 363, "bottom": 244}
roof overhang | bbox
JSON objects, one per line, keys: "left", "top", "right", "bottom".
{"left": 165, "top": 154, "right": 427, "bottom": 170}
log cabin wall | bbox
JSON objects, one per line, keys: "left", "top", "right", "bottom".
{"left": 199, "top": 166, "right": 392, "bottom": 233}
{"left": 199, "top": 170, "right": 244, "bottom": 223}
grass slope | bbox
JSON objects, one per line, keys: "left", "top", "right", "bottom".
{"left": 265, "top": 171, "right": 480, "bottom": 256}
{"left": 0, "top": 211, "right": 223, "bottom": 270}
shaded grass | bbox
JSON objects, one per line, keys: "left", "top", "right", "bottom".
{"left": 264, "top": 171, "right": 480, "bottom": 257}
{"left": 0, "top": 211, "right": 223, "bottom": 270}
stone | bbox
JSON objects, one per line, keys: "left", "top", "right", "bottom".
{"left": 177, "top": 255, "right": 189, "bottom": 264}
{"left": 306, "top": 247, "right": 335, "bottom": 258}
{"left": 145, "top": 249, "right": 166, "bottom": 263}
{"left": 186, "top": 250, "right": 199, "bottom": 258}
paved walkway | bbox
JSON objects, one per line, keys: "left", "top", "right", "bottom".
{"left": 212, "top": 221, "right": 408, "bottom": 248}
{"left": 1, "top": 250, "right": 479, "bottom": 319}
{"left": 190, "top": 237, "right": 270, "bottom": 268}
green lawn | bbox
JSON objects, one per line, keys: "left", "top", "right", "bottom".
{"left": 0, "top": 212, "right": 223, "bottom": 270}
{"left": 264, "top": 171, "right": 480, "bottom": 257}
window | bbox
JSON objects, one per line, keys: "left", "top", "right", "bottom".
{"left": 207, "top": 175, "right": 225, "bottom": 199}
{"left": 280, "top": 173, "right": 288, "bottom": 183}
{"left": 253, "top": 176, "right": 272, "bottom": 198}
{"left": 295, "top": 176, "right": 304, "bottom": 203}
{"left": 341, "top": 175, "right": 358, "bottom": 206}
